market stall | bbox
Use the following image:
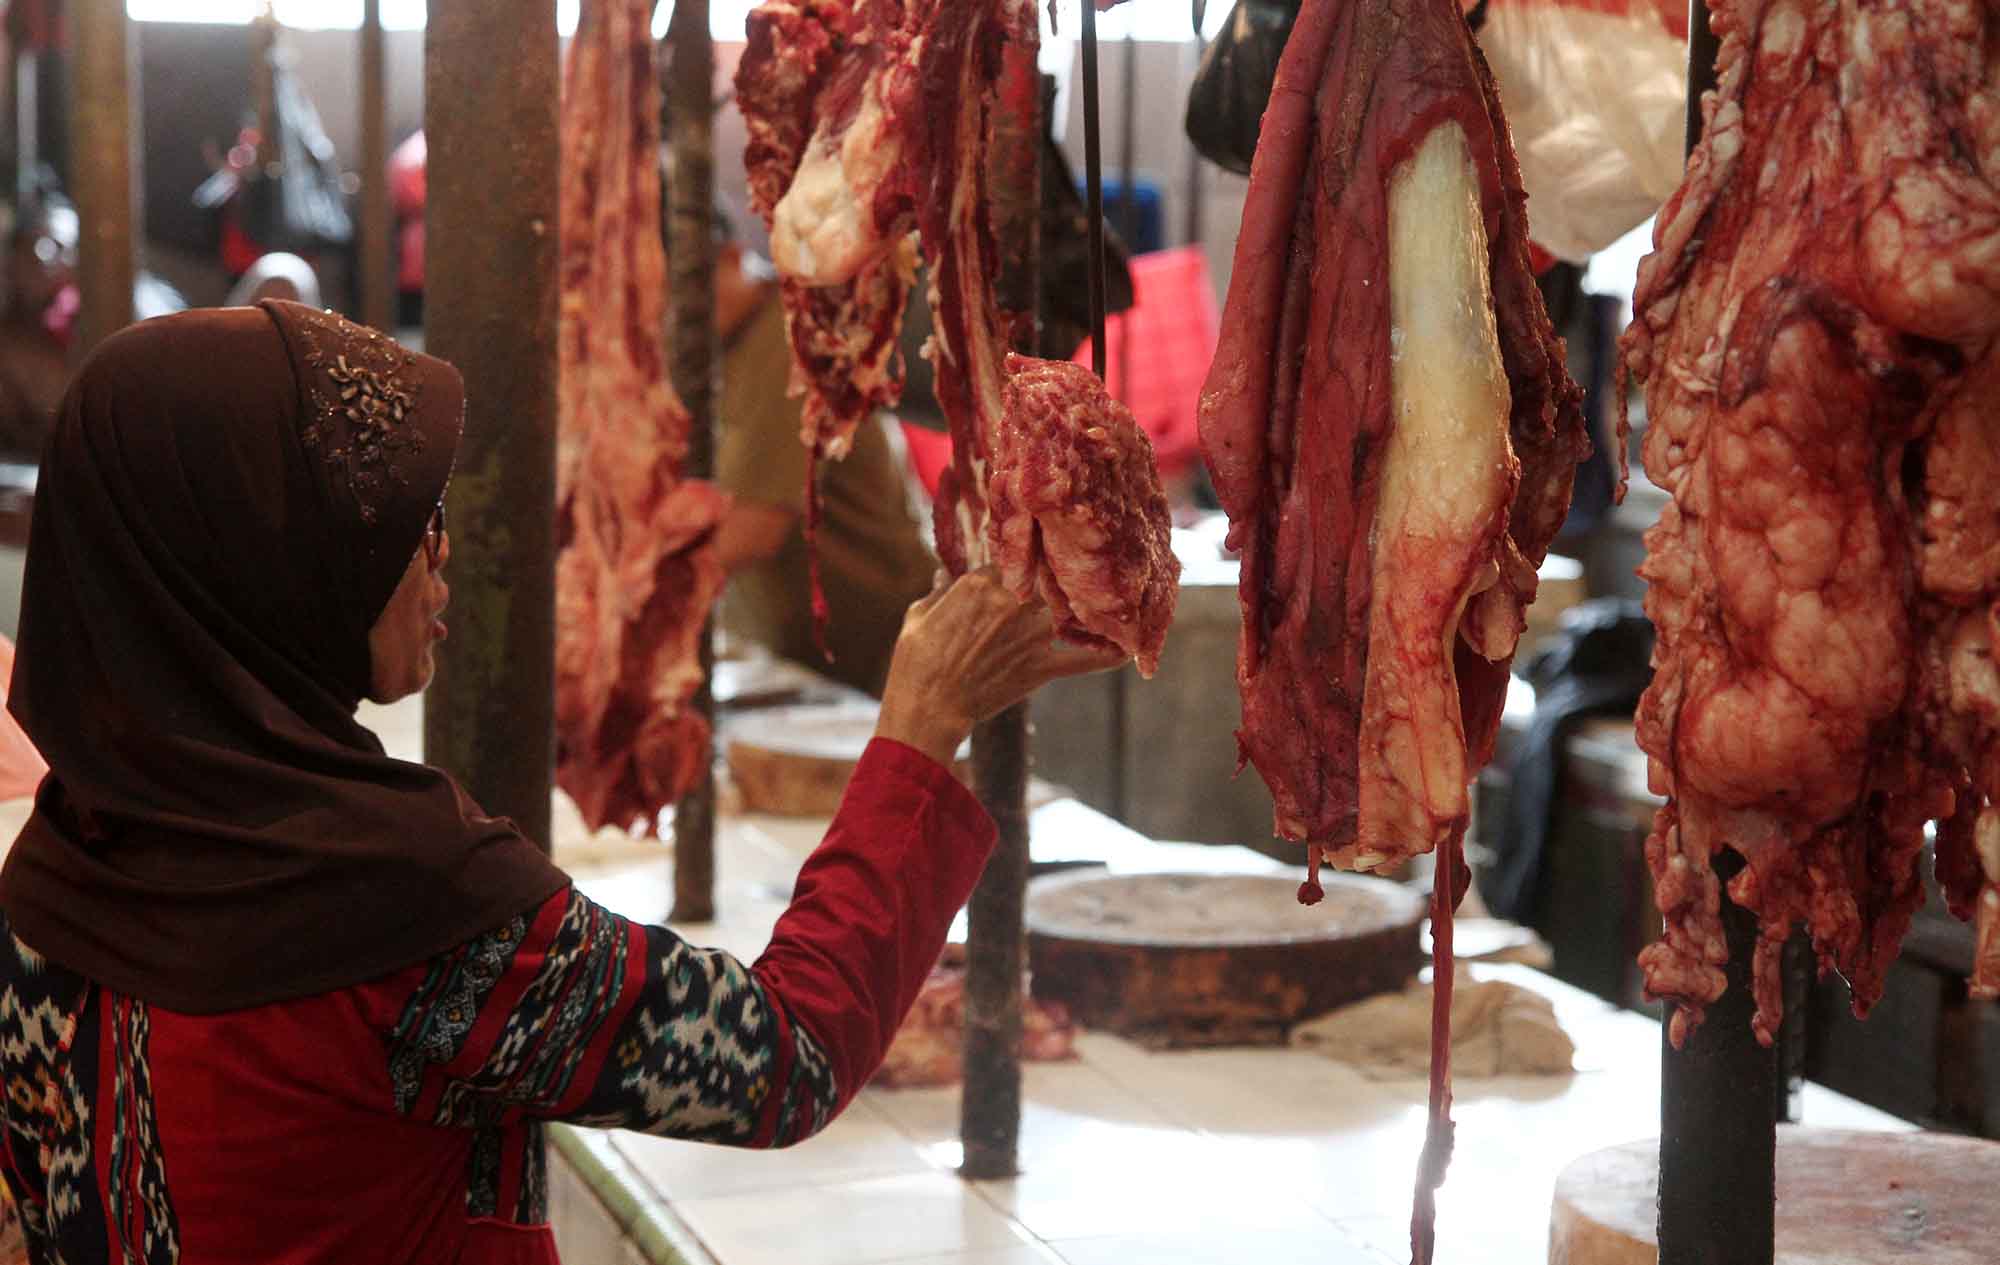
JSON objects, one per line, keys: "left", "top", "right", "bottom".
{"left": 7, "top": 0, "right": 2000, "bottom": 1260}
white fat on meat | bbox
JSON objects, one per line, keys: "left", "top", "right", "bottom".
{"left": 1356, "top": 121, "right": 1518, "bottom": 868}
{"left": 769, "top": 61, "right": 908, "bottom": 286}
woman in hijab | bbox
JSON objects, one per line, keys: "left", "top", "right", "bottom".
{"left": 0, "top": 301, "right": 1118, "bottom": 1263}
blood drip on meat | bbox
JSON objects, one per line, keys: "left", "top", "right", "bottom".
{"left": 738, "top": 0, "right": 1179, "bottom": 669}
{"left": 554, "top": 0, "right": 728, "bottom": 834}
{"left": 1621, "top": 0, "right": 2000, "bottom": 1045}
{"left": 1197, "top": 0, "right": 1589, "bottom": 1254}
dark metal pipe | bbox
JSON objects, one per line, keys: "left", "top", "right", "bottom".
{"left": 1116, "top": 29, "right": 1137, "bottom": 395}
{"left": 1656, "top": 34, "right": 1776, "bottom": 1255}
{"left": 1080, "top": 1, "right": 1107, "bottom": 380}
{"left": 1183, "top": 13, "right": 1204, "bottom": 247}
{"left": 666, "top": 0, "right": 720, "bottom": 923}
{"left": 422, "top": 0, "right": 561, "bottom": 851}
{"left": 960, "top": 26, "right": 1042, "bottom": 1183}
{"left": 71, "top": 0, "right": 137, "bottom": 356}
{"left": 359, "top": 0, "right": 394, "bottom": 333}
{"left": 1658, "top": 852, "right": 1777, "bottom": 1264}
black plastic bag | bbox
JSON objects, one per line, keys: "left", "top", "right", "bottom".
{"left": 1184, "top": 0, "right": 1302, "bottom": 176}
{"left": 193, "top": 45, "right": 353, "bottom": 256}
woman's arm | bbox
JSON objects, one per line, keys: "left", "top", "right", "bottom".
{"left": 369, "top": 570, "right": 1124, "bottom": 1145}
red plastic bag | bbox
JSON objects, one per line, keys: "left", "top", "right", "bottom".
{"left": 1069, "top": 246, "right": 1217, "bottom": 483}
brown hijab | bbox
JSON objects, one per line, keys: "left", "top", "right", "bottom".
{"left": 0, "top": 301, "right": 568, "bottom": 1014}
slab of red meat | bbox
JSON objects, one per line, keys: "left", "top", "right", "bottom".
{"left": 1197, "top": 0, "right": 1587, "bottom": 1255}
{"left": 1198, "top": 0, "right": 1587, "bottom": 886}
{"left": 739, "top": 0, "right": 1180, "bottom": 667}
{"left": 555, "top": 0, "right": 728, "bottom": 834}
{"left": 986, "top": 355, "right": 1177, "bottom": 674}
{"left": 1622, "top": 0, "right": 2000, "bottom": 1047}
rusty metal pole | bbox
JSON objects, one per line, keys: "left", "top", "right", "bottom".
{"left": 358, "top": 0, "right": 394, "bottom": 332}
{"left": 959, "top": 18, "right": 1040, "bottom": 1183}
{"left": 1656, "top": 3, "right": 1775, "bottom": 1263}
{"left": 666, "top": 0, "right": 719, "bottom": 922}
{"left": 422, "top": 0, "right": 561, "bottom": 851}
{"left": 72, "top": 0, "right": 138, "bottom": 356}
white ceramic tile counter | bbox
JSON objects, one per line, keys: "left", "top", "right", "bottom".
{"left": 354, "top": 697, "right": 1910, "bottom": 1265}
{"left": 564, "top": 809, "right": 1907, "bottom": 1265}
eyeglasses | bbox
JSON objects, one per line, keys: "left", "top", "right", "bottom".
{"left": 422, "top": 500, "right": 447, "bottom": 569}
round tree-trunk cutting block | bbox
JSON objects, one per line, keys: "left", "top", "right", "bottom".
{"left": 1550, "top": 1127, "right": 2000, "bottom": 1264}
{"left": 1024, "top": 870, "right": 1425, "bottom": 1048}
{"left": 725, "top": 702, "right": 969, "bottom": 817}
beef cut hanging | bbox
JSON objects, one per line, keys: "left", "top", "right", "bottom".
{"left": 737, "top": 0, "right": 1179, "bottom": 669}
{"left": 554, "top": 0, "right": 729, "bottom": 834}
{"left": 1198, "top": 0, "right": 1587, "bottom": 896}
{"left": 1196, "top": 0, "right": 1589, "bottom": 1254}
{"left": 1623, "top": 0, "right": 2000, "bottom": 1047}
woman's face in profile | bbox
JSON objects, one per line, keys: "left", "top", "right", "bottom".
{"left": 366, "top": 521, "right": 450, "bottom": 703}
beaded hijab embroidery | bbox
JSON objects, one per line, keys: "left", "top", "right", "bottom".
{"left": 289, "top": 307, "right": 426, "bottom": 524}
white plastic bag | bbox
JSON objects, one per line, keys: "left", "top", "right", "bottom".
{"left": 1479, "top": 0, "right": 1689, "bottom": 263}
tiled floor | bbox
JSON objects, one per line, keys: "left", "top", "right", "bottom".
{"left": 355, "top": 696, "right": 1910, "bottom": 1265}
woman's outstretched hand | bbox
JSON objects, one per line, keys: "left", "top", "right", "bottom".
{"left": 875, "top": 568, "right": 1130, "bottom": 766}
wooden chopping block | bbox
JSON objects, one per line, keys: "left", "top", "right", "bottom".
{"left": 725, "top": 701, "right": 969, "bottom": 817}
{"left": 1550, "top": 1127, "right": 2000, "bottom": 1264}
{"left": 1025, "top": 870, "right": 1425, "bottom": 1048}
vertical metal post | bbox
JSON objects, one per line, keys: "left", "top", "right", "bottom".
{"left": 1184, "top": 0, "right": 1206, "bottom": 248}
{"left": 358, "top": 0, "right": 394, "bottom": 333}
{"left": 666, "top": 0, "right": 720, "bottom": 923}
{"left": 959, "top": 21, "right": 1040, "bottom": 1183}
{"left": 422, "top": 0, "right": 561, "bottom": 851}
{"left": 72, "top": 0, "right": 137, "bottom": 356}
{"left": 1655, "top": 24, "right": 1774, "bottom": 1261}
{"left": 1080, "top": 1, "right": 1105, "bottom": 381}
{"left": 1116, "top": 31, "right": 1137, "bottom": 398}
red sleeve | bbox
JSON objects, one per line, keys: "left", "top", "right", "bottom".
{"left": 752, "top": 737, "right": 997, "bottom": 1114}
{"left": 363, "top": 738, "right": 992, "bottom": 1147}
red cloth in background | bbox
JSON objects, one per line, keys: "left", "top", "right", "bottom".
{"left": 900, "top": 422, "right": 953, "bottom": 498}
{"left": 0, "top": 638, "right": 46, "bottom": 801}
{"left": 389, "top": 131, "right": 428, "bottom": 217}
{"left": 1069, "top": 246, "right": 1217, "bottom": 483}
{"left": 904, "top": 244, "right": 1216, "bottom": 496}
{"left": 390, "top": 131, "right": 429, "bottom": 293}
{"left": 902, "top": 247, "right": 1221, "bottom": 497}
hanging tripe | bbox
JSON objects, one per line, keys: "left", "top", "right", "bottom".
{"left": 735, "top": 0, "right": 1179, "bottom": 671}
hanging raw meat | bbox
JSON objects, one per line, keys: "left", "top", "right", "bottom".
{"left": 1623, "top": 0, "right": 2000, "bottom": 1047}
{"left": 736, "top": 0, "right": 1179, "bottom": 670}
{"left": 984, "top": 356, "right": 1177, "bottom": 675}
{"left": 1198, "top": 0, "right": 1587, "bottom": 898}
{"left": 736, "top": 0, "right": 918, "bottom": 636}
{"left": 1197, "top": 0, "right": 1589, "bottom": 1255}
{"left": 555, "top": 0, "right": 729, "bottom": 834}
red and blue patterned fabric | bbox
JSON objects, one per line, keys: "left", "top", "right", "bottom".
{"left": 0, "top": 739, "right": 991, "bottom": 1264}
